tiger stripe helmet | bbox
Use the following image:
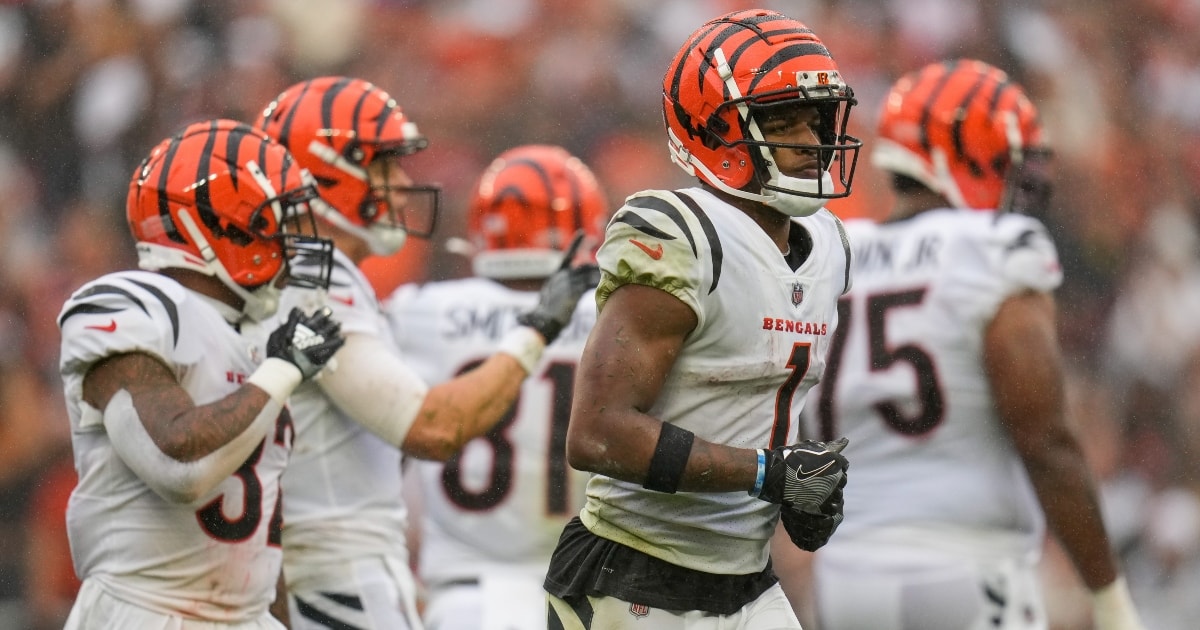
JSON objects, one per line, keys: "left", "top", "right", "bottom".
{"left": 127, "top": 119, "right": 334, "bottom": 320}
{"left": 468, "top": 144, "right": 607, "bottom": 280}
{"left": 257, "top": 76, "right": 440, "bottom": 256}
{"left": 662, "top": 9, "right": 861, "bottom": 217}
{"left": 872, "top": 59, "right": 1052, "bottom": 214}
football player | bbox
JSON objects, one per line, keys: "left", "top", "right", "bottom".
{"left": 543, "top": 10, "right": 857, "bottom": 630}
{"left": 255, "top": 78, "right": 597, "bottom": 629}
{"left": 386, "top": 144, "right": 605, "bottom": 630}
{"left": 57, "top": 119, "right": 343, "bottom": 629}
{"left": 800, "top": 60, "right": 1147, "bottom": 630}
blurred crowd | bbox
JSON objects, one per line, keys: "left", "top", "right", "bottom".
{"left": 0, "top": 0, "right": 1198, "bottom": 628}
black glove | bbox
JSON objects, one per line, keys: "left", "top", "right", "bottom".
{"left": 267, "top": 306, "right": 345, "bottom": 380}
{"left": 516, "top": 230, "right": 600, "bottom": 344}
{"left": 756, "top": 437, "right": 849, "bottom": 508}
{"left": 779, "top": 481, "right": 845, "bottom": 551}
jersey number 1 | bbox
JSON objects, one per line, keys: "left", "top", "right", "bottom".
{"left": 772, "top": 342, "right": 812, "bottom": 449}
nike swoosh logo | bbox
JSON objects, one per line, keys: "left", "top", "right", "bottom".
{"left": 797, "top": 461, "right": 836, "bottom": 477}
{"left": 85, "top": 319, "right": 118, "bottom": 333}
{"left": 329, "top": 294, "right": 355, "bottom": 307}
{"left": 629, "top": 239, "right": 663, "bottom": 260}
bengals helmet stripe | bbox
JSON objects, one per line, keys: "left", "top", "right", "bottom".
{"left": 468, "top": 144, "right": 607, "bottom": 280}
{"left": 489, "top": 156, "right": 585, "bottom": 249}
{"left": 666, "top": 20, "right": 831, "bottom": 136}
{"left": 873, "top": 59, "right": 1050, "bottom": 213}
{"left": 662, "top": 9, "right": 860, "bottom": 217}
{"left": 257, "top": 76, "right": 441, "bottom": 255}
{"left": 129, "top": 118, "right": 334, "bottom": 320}
{"left": 153, "top": 130, "right": 184, "bottom": 243}
{"left": 915, "top": 61, "right": 956, "bottom": 156}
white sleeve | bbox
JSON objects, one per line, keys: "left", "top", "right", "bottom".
{"left": 317, "top": 333, "right": 429, "bottom": 447}
{"left": 102, "top": 388, "right": 283, "bottom": 504}
{"left": 595, "top": 190, "right": 709, "bottom": 318}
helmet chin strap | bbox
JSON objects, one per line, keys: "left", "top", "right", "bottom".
{"left": 680, "top": 148, "right": 827, "bottom": 216}
{"left": 302, "top": 146, "right": 409, "bottom": 256}
{"left": 308, "top": 139, "right": 369, "bottom": 181}
{"left": 930, "top": 147, "right": 970, "bottom": 209}
{"left": 309, "top": 197, "right": 408, "bottom": 256}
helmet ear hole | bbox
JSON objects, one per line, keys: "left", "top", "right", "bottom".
{"left": 224, "top": 224, "right": 255, "bottom": 247}
{"left": 705, "top": 113, "right": 731, "bottom": 146}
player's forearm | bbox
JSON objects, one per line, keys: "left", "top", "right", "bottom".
{"left": 151, "top": 385, "right": 279, "bottom": 461}
{"left": 566, "top": 408, "right": 759, "bottom": 493}
{"left": 106, "top": 386, "right": 285, "bottom": 503}
{"left": 1024, "top": 436, "right": 1119, "bottom": 590}
{"left": 87, "top": 352, "right": 288, "bottom": 462}
{"left": 403, "top": 352, "right": 527, "bottom": 461}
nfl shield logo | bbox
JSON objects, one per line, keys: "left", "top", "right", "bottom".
{"left": 791, "top": 282, "right": 805, "bottom": 307}
{"left": 629, "top": 603, "right": 650, "bottom": 618}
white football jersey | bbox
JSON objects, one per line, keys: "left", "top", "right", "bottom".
{"left": 58, "top": 270, "right": 287, "bottom": 623}
{"left": 385, "top": 277, "right": 595, "bottom": 587}
{"left": 580, "top": 187, "right": 852, "bottom": 576}
{"left": 801, "top": 208, "right": 1063, "bottom": 554}
{"left": 272, "top": 248, "right": 418, "bottom": 570}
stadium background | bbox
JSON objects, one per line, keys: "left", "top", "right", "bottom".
{"left": 0, "top": 0, "right": 1198, "bottom": 628}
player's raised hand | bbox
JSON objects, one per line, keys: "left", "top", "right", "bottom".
{"left": 755, "top": 437, "right": 849, "bottom": 510}
{"left": 267, "top": 306, "right": 345, "bottom": 380}
{"left": 517, "top": 230, "right": 600, "bottom": 344}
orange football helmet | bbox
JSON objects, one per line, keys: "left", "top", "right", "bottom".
{"left": 128, "top": 119, "right": 334, "bottom": 321}
{"left": 256, "top": 76, "right": 440, "bottom": 255}
{"left": 663, "top": 9, "right": 861, "bottom": 217}
{"left": 467, "top": 144, "right": 607, "bottom": 280}
{"left": 873, "top": 59, "right": 1052, "bottom": 214}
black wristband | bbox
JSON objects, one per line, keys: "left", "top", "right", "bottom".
{"left": 643, "top": 423, "right": 695, "bottom": 494}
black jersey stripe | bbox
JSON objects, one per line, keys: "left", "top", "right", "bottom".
{"left": 59, "top": 281, "right": 181, "bottom": 346}
{"left": 59, "top": 284, "right": 150, "bottom": 329}
{"left": 293, "top": 595, "right": 365, "bottom": 630}
{"left": 613, "top": 213, "right": 678, "bottom": 244}
{"left": 129, "top": 279, "right": 180, "bottom": 348}
{"left": 625, "top": 195, "right": 692, "bottom": 252}
{"left": 832, "top": 215, "right": 852, "bottom": 295}
{"left": 57, "top": 303, "right": 124, "bottom": 328}
{"left": 328, "top": 255, "right": 357, "bottom": 289}
{"left": 672, "top": 191, "right": 723, "bottom": 295}
{"left": 320, "top": 592, "right": 364, "bottom": 611}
